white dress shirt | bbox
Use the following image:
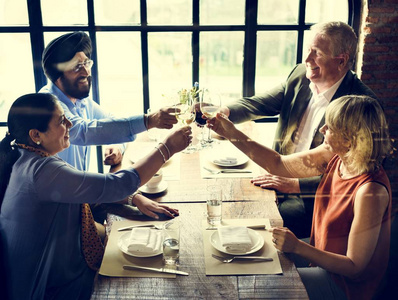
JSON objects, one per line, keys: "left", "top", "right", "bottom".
{"left": 294, "top": 76, "right": 345, "bottom": 153}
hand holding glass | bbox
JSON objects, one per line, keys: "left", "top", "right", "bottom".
{"left": 199, "top": 89, "right": 221, "bottom": 146}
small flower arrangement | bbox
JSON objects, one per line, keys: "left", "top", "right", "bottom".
{"left": 177, "top": 82, "right": 201, "bottom": 104}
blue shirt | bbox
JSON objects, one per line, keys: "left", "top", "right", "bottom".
{"left": 0, "top": 149, "right": 141, "bottom": 299}
{"left": 39, "top": 82, "right": 147, "bottom": 171}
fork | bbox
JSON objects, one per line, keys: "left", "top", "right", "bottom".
{"left": 118, "top": 220, "right": 173, "bottom": 232}
{"left": 203, "top": 166, "right": 252, "bottom": 174}
{"left": 212, "top": 254, "right": 273, "bottom": 263}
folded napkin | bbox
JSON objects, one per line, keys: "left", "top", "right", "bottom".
{"left": 218, "top": 226, "right": 253, "bottom": 252}
{"left": 127, "top": 228, "right": 162, "bottom": 254}
{"left": 213, "top": 156, "right": 238, "bottom": 165}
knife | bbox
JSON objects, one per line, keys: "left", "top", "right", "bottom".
{"left": 206, "top": 224, "right": 267, "bottom": 230}
{"left": 123, "top": 265, "right": 189, "bottom": 276}
{"left": 118, "top": 224, "right": 156, "bottom": 232}
{"left": 219, "top": 169, "right": 252, "bottom": 173}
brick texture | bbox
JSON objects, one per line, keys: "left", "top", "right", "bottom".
{"left": 361, "top": 0, "right": 398, "bottom": 214}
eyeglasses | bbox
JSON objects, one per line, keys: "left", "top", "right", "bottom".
{"left": 71, "top": 59, "right": 94, "bottom": 73}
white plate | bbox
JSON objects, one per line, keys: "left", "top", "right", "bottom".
{"left": 211, "top": 156, "right": 249, "bottom": 167}
{"left": 210, "top": 228, "right": 264, "bottom": 255}
{"left": 139, "top": 181, "right": 168, "bottom": 194}
{"left": 117, "top": 232, "right": 162, "bottom": 258}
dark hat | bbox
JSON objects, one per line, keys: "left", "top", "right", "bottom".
{"left": 42, "top": 31, "right": 92, "bottom": 82}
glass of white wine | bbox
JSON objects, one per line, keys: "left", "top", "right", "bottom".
{"left": 199, "top": 88, "right": 221, "bottom": 146}
{"left": 175, "top": 90, "right": 196, "bottom": 153}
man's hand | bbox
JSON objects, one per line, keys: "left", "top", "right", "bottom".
{"left": 251, "top": 171, "right": 300, "bottom": 194}
{"left": 147, "top": 107, "right": 178, "bottom": 129}
{"left": 103, "top": 146, "right": 123, "bottom": 166}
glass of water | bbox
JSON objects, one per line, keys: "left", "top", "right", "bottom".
{"left": 206, "top": 185, "right": 223, "bottom": 225}
{"left": 162, "top": 219, "right": 180, "bottom": 266}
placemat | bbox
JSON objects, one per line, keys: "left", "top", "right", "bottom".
{"left": 99, "top": 220, "right": 176, "bottom": 278}
{"left": 199, "top": 141, "right": 261, "bottom": 179}
{"left": 203, "top": 219, "right": 283, "bottom": 275}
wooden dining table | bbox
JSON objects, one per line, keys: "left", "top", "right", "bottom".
{"left": 90, "top": 122, "right": 309, "bottom": 299}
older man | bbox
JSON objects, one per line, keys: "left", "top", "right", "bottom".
{"left": 220, "top": 22, "right": 378, "bottom": 238}
{"left": 39, "top": 32, "right": 179, "bottom": 222}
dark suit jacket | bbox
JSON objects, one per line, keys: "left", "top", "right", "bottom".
{"left": 228, "top": 63, "right": 378, "bottom": 195}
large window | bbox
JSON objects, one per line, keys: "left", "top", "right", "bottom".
{"left": 0, "top": 0, "right": 354, "bottom": 172}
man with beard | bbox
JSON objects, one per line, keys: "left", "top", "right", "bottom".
{"left": 40, "top": 31, "right": 177, "bottom": 171}
{"left": 39, "top": 32, "right": 180, "bottom": 223}
{"left": 218, "top": 22, "right": 379, "bottom": 239}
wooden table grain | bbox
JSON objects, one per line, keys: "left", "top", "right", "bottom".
{"left": 91, "top": 203, "right": 308, "bottom": 299}
{"left": 91, "top": 122, "right": 308, "bottom": 299}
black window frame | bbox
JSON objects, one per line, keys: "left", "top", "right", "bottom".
{"left": 0, "top": 0, "right": 359, "bottom": 172}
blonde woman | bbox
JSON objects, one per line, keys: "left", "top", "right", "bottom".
{"left": 209, "top": 95, "right": 391, "bottom": 300}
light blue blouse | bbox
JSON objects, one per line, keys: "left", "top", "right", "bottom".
{"left": 39, "top": 82, "right": 147, "bottom": 171}
{"left": 0, "top": 149, "right": 140, "bottom": 299}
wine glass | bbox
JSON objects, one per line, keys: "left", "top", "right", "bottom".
{"left": 175, "top": 90, "right": 197, "bottom": 153}
{"left": 199, "top": 88, "right": 221, "bottom": 146}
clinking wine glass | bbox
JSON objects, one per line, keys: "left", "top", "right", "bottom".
{"left": 199, "top": 88, "right": 221, "bottom": 147}
{"left": 175, "top": 90, "right": 197, "bottom": 153}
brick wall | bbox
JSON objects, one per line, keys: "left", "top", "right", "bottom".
{"left": 360, "top": 0, "right": 398, "bottom": 214}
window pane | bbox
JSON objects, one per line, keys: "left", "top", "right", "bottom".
{"left": 305, "top": 0, "right": 349, "bottom": 24}
{"left": 96, "top": 32, "right": 143, "bottom": 117}
{"left": 0, "top": 33, "right": 35, "bottom": 122}
{"left": 148, "top": 32, "right": 192, "bottom": 109}
{"left": 258, "top": 0, "right": 299, "bottom": 24}
{"left": 255, "top": 31, "right": 297, "bottom": 93}
{"left": 0, "top": 127, "right": 7, "bottom": 138}
{"left": 44, "top": 31, "right": 72, "bottom": 47}
{"left": 41, "top": 0, "right": 87, "bottom": 26}
{"left": 200, "top": 32, "right": 244, "bottom": 105}
{"left": 0, "top": 0, "right": 28, "bottom": 25}
{"left": 147, "top": 0, "right": 192, "bottom": 25}
{"left": 94, "top": 0, "right": 140, "bottom": 25}
{"left": 200, "top": 0, "right": 245, "bottom": 25}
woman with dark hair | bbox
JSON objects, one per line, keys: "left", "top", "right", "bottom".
{"left": 0, "top": 93, "right": 192, "bottom": 299}
{"left": 209, "top": 95, "right": 392, "bottom": 300}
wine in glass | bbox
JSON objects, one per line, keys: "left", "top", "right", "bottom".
{"left": 199, "top": 88, "right": 221, "bottom": 146}
{"left": 175, "top": 90, "right": 197, "bottom": 153}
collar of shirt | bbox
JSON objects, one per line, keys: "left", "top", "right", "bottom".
{"left": 309, "top": 74, "right": 346, "bottom": 105}
{"left": 46, "top": 82, "right": 88, "bottom": 111}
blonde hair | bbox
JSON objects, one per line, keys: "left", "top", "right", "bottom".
{"left": 310, "top": 21, "right": 358, "bottom": 69}
{"left": 326, "top": 95, "right": 391, "bottom": 174}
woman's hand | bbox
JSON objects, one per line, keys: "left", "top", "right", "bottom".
{"left": 207, "top": 113, "right": 236, "bottom": 140}
{"left": 251, "top": 171, "right": 301, "bottom": 194}
{"left": 270, "top": 227, "right": 300, "bottom": 253}
{"left": 132, "top": 193, "right": 179, "bottom": 219}
{"left": 163, "top": 126, "right": 192, "bottom": 156}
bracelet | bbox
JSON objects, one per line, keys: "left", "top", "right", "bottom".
{"left": 127, "top": 192, "right": 141, "bottom": 206}
{"left": 144, "top": 114, "right": 149, "bottom": 130}
{"left": 155, "top": 145, "right": 167, "bottom": 163}
{"left": 158, "top": 142, "right": 171, "bottom": 160}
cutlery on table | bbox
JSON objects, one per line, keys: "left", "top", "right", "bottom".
{"left": 203, "top": 166, "right": 252, "bottom": 174}
{"left": 206, "top": 224, "right": 267, "bottom": 230}
{"left": 123, "top": 265, "right": 189, "bottom": 276}
{"left": 118, "top": 220, "right": 174, "bottom": 232}
{"left": 211, "top": 254, "right": 273, "bottom": 263}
